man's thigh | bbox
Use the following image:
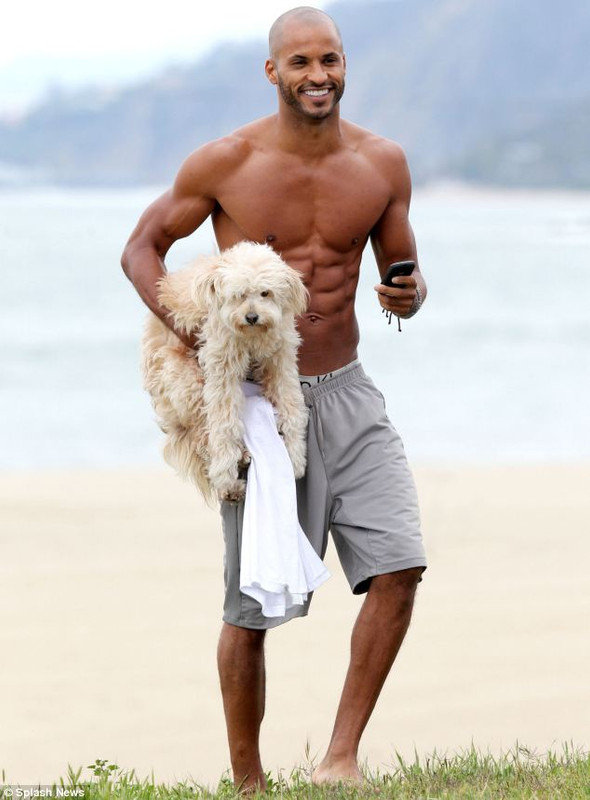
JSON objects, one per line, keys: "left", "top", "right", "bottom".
{"left": 316, "top": 372, "right": 427, "bottom": 594}
{"left": 220, "top": 499, "right": 312, "bottom": 630}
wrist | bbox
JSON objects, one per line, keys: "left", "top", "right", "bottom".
{"left": 401, "top": 283, "right": 424, "bottom": 319}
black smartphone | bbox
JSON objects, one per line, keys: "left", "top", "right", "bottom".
{"left": 381, "top": 260, "right": 415, "bottom": 287}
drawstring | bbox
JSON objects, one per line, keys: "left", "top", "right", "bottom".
{"left": 382, "top": 307, "right": 402, "bottom": 332}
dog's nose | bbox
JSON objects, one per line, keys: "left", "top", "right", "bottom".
{"left": 245, "top": 312, "right": 259, "bottom": 325}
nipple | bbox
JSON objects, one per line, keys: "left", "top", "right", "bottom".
{"left": 265, "top": 234, "right": 276, "bottom": 243}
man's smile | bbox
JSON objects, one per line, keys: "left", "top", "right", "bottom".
{"left": 301, "top": 87, "right": 332, "bottom": 97}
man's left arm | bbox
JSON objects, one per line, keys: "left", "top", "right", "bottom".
{"left": 370, "top": 143, "right": 427, "bottom": 320}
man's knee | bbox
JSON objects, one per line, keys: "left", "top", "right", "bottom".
{"left": 369, "top": 567, "right": 423, "bottom": 610}
{"left": 396, "top": 565, "right": 425, "bottom": 589}
{"left": 221, "top": 621, "right": 267, "bottom": 649}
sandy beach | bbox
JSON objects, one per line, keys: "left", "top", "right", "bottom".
{"left": 1, "top": 465, "right": 588, "bottom": 787}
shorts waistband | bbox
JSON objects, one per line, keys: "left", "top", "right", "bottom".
{"left": 299, "top": 358, "right": 360, "bottom": 386}
{"left": 299, "top": 361, "right": 366, "bottom": 401}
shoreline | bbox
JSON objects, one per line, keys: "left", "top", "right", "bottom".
{"left": 1, "top": 464, "right": 588, "bottom": 785}
{"left": 2, "top": 181, "right": 590, "bottom": 201}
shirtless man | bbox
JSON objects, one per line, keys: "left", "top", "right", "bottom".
{"left": 122, "top": 6, "right": 427, "bottom": 791}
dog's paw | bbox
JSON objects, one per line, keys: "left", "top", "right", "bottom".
{"left": 292, "top": 459, "right": 307, "bottom": 480}
{"left": 289, "top": 447, "right": 307, "bottom": 479}
{"left": 237, "top": 450, "right": 251, "bottom": 480}
{"left": 219, "top": 479, "right": 247, "bottom": 504}
{"left": 238, "top": 449, "right": 251, "bottom": 469}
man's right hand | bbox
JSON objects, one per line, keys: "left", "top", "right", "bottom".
{"left": 175, "top": 326, "right": 200, "bottom": 351}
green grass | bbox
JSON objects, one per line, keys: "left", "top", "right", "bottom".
{"left": 2, "top": 744, "right": 589, "bottom": 799}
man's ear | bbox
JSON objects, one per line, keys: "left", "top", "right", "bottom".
{"left": 342, "top": 52, "right": 347, "bottom": 72}
{"left": 265, "top": 58, "right": 278, "bottom": 86}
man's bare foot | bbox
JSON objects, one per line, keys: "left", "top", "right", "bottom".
{"left": 311, "top": 756, "right": 363, "bottom": 785}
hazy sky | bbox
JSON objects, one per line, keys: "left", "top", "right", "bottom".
{"left": 3, "top": 0, "right": 328, "bottom": 111}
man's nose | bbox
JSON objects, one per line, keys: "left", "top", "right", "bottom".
{"left": 307, "top": 62, "right": 328, "bottom": 83}
{"left": 245, "top": 312, "right": 259, "bottom": 325}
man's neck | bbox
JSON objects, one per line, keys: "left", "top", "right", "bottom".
{"left": 273, "top": 107, "right": 344, "bottom": 158}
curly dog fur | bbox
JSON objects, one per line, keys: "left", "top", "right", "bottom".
{"left": 141, "top": 241, "right": 310, "bottom": 503}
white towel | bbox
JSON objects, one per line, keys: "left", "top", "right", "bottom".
{"left": 239, "top": 381, "right": 331, "bottom": 617}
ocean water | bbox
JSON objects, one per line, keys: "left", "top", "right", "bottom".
{"left": 1, "top": 185, "right": 589, "bottom": 468}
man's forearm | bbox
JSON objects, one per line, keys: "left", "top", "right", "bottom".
{"left": 121, "top": 243, "right": 199, "bottom": 349}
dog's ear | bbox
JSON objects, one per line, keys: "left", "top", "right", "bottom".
{"left": 284, "top": 267, "right": 310, "bottom": 316}
{"left": 157, "top": 257, "right": 218, "bottom": 334}
{"left": 190, "top": 259, "right": 220, "bottom": 311}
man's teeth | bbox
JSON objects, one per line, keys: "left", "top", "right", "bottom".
{"left": 304, "top": 89, "right": 329, "bottom": 96}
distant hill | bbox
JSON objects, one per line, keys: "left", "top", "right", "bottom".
{"left": 454, "top": 94, "right": 590, "bottom": 188}
{"left": 1, "top": 0, "right": 589, "bottom": 188}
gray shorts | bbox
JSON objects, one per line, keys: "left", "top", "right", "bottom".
{"left": 220, "top": 361, "right": 427, "bottom": 629}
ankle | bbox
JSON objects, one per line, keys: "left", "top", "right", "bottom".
{"left": 231, "top": 750, "right": 265, "bottom": 788}
{"left": 233, "top": 769, "right": 267, "bottom": 793}
{"left": 323, "top": 742, "right": 359, "bottom": 765}
{"left": 312, "top": 753, "right": 363, "bottom": 785}
{"left": 319, "top": 753, "right": 359, "bottom": 773}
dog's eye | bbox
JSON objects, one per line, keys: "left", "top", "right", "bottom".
{"left": 260, "top": 290, "right": 270, "bottom": 298}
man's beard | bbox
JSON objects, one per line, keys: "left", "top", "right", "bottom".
{"left": 277, "top": 73, "right": 345, "bottom": 120}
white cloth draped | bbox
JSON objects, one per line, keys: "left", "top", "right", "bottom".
{"left": 239, "top": 381, "right": 330, "bottom": 617}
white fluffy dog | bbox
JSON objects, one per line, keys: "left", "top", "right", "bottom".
{"left": 141, "top": 241, "right": 309, "bottom": 503}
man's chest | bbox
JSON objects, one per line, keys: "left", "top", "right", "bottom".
{"left": 213, "top": 152, "right": 392, "bottom": 253}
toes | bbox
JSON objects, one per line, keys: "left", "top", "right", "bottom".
{"left": 220, "top": 479, "right": 246, "bottom": 503}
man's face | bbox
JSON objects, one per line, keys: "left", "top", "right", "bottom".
{"left": 267, "top": 21, "right": 346, "bottom": 121}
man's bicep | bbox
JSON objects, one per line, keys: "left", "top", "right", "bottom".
{"left": 165, "top": 147, "right": 223, "bottom": 238}
{"left": 159, "top": 187, "right": 215, "bottom": 248}
{"left": 369, "top": 142, "right": 419, "bottom": 276}
{"left": 370, "top": 199, "right": 418, "bottom": 278}
{"left": 131, "top": 145, "right": 223, "bottom": 256}
{"left": 126, "top": 186, "right": 214, "bottom": 260}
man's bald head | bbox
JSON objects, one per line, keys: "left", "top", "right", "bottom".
{"left": 268, "top": 7, "right": 343, "bottom": 59}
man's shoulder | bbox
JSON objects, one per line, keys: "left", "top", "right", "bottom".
{"left": 175, "top": 116, "right": 275, "bottom": 192}
{"left": 186, "top": 117, "right": 274, "bottom": 166}
{"left": 230, "top": 115, "right": 277, "bottom": 144}
{"left": 180, "top": 131, "right": 252, "bottom": 175}
{"left": 343, "top": 120, "right": 408, "bottom": 166}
